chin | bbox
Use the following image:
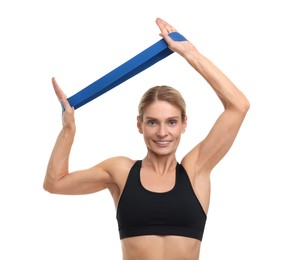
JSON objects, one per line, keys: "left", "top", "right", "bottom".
{"left": 150, "top": 147, "right": 176, "bottom": 157}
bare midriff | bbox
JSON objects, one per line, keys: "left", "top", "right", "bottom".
{"left": 121, "top": 235, "right": 201, "bottom": 260}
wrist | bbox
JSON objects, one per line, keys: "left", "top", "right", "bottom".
{"left": 62, "top": 124, "right": 76, "bottom": 137}
{"left": 183, "top": 49, "right": 203, "bottom": 67}
{"left": 178, "top": 41, "right": 200, "bottom": 60}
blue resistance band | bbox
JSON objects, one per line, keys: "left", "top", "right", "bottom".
{"left": 67, "top": 32, "right": 187, "bottom": 109}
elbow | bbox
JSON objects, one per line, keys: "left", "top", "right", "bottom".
{"left": 225, "top": 97, "right": 250, "bottom": 119}
{"left": 43, "top": 177, "right": 60, "bottom": 194}
{"left": 43, "top": 169, "right": 68, "bottom": 194}
{"left": 230, "top": 96, "right": 250, "bottom": 115}
{"left": 240, "top": 97, "right": 250, "bottom": 114}
{"left": 43, "top": 181, "right": 56, "bottom": 194}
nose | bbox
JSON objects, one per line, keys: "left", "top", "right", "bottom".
{"left": 157, "top": 124, "right": 168, "bottom": 137}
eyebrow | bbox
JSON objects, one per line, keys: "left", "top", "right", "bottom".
{"left": 144, "top": 116, "right": 180, "bottom": 120}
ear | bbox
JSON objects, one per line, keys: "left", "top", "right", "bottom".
{"left": 182, "top": 116, "right": 187, "bottom": 134}
{"left": 137, "top": 116, "right": 143, "bottom": 134}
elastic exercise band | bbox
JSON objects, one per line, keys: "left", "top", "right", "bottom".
{"left": 67, "top": 32, "right": 187, "bottom": 109}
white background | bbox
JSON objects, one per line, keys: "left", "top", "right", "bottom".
{"left": 1, "top": 0, "right": 283, "bottom": 259}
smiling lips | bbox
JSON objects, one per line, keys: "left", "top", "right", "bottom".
{"left": 155, "top": 141, "right": 172, "bottom": 146}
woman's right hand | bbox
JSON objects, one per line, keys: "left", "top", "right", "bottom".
{"left": 52, "top": 77, "right": 76, "bottom": 131}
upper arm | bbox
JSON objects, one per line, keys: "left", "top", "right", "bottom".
{"left": 183, "top": 106, "right": 249, "bottom": 175}
{"left": 44, "top": 157, "right": 122, "bottom": 195}
{"left": 44, "top": 166, "right": 112, "bottom": 195}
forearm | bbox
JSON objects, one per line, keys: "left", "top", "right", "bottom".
{"left": 184, "top": 49, "right": 250, "bottom": 111}
{"left": 44, "top": 127, "right": 75, "bottom": 191}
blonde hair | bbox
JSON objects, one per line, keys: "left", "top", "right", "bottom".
{"left": 138, "top": 85, "right": 186, "bottom": 121}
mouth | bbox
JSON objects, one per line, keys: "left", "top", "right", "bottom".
{"left": 154, "top": 141, "right": 172, "bottom": 146}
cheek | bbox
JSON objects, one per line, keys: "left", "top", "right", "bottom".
{"left": 173, "top": 126, "right": 184, "bottom": 135}
{"left": 141, "top": 126, "right": 153, "bottom": 136}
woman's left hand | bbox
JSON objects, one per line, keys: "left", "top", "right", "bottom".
{"left": 155, "top": 18, "right": 197, "bottom": 58}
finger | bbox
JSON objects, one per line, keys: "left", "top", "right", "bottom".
{"left": 51, "top": 77, "right": 72, "bottom": 111}
{"left": 156, "top": 18, "right": 177, "bottom": 35}
{"left": 156, "top": 18, "right": 168, "bottom": 35}
{"left": 60, "top": 96, "right": 72, "bottom": 112}
{"left": 52, "top": 77, "right": 66, "bottom": 101}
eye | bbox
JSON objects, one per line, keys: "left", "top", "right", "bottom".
{"left": 168, "top": 120, "right": 177, "bottom": 126}
{"left": 147, "top": 120, "right": 158, "bottom": 126}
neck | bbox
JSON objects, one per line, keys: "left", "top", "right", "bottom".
{"left": 142, "top": 153, "right": 177, "bottom": 175}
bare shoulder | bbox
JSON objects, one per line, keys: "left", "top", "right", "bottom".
{"left": 97, "top": 156, "right": 136, "bottom": 204}
{"left": 181, "top": 144, "right": 211, "bottom": 214}
{"left": 98, "top": 156, "right": 135, "bottom": 174}
{"left": 181, "top": 144, "right": 202, "bottom": 178}
{"left": 181, "top": 142, "right": 211, "bottom": 184}
{"left": 96, "top": 156, "right": 136, "bottom": 185}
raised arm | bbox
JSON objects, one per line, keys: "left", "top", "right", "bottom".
{"left": 156, "top": 18, "right": 250, "bottom": 174}
{"left": 43, "top": 78, "right": 115, "bottom": 195}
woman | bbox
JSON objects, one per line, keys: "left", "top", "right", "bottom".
{"left": 44, "top": 18, "right": 250, "bottom": 260}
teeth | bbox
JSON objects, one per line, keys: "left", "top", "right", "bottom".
{"left": 157, "top": 141, "right": 170, "bottom": 145}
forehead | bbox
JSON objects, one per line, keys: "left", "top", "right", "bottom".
{"left": 143, "top": 101, "right": 181, "bottom": 119}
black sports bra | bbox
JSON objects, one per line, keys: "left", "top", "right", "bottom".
{"left": 116, "top": 160, "right": 207, "bottom": 241}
